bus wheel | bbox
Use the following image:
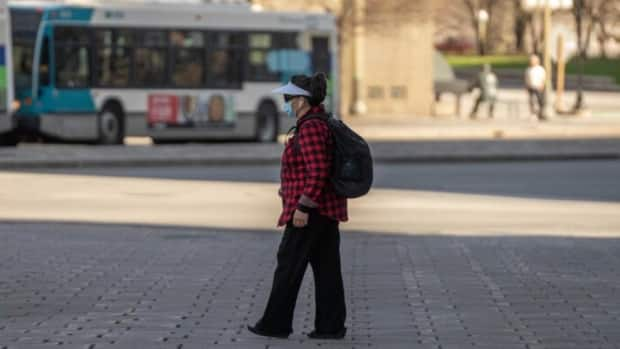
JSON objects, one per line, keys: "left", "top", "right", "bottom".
{"left": 98, "top": 108, "right": 123, "bottom": 145}
{"left": 255, "top": 103, "right": 278, "bottom": 143}
{"left": 0, "top": 132, "right": 19, "bottom": 147}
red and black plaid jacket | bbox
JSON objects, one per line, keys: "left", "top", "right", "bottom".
{"left": 278, "top": 105, "right": 348, "bottom": 227}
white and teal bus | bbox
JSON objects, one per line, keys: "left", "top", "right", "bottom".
{"left": 1, "top": 0, "right": 338, "bottom": 145}
{"left": 0, "top": 0, "right": 15, "bottom": 145}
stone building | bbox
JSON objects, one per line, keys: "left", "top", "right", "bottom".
{"left": 252, "top": 0, "right": 435, "bottom": 119}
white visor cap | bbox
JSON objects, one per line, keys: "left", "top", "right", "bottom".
{"left": 272, "top": 82, "right": 311, "bottom": 97}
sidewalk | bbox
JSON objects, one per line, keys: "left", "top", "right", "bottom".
{"left": 2, "top": 221, "right": 620, "bottom": 348}
{"left": 347, "top": 88, "right": 620, "bottom": 141}
{"left": 0, "top": 137, "right": 619, "bottom": 169}
{"left": 346, "top": 116, "right": 620, "bottom": 141}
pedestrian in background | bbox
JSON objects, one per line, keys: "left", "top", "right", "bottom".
{"left": 525, "top": 54, "right": 547, "bottom": 121}
{"left": 248, "top": 73, "right": 348, "bottom": 340}
{"left": 469, "top": 63, "right": 498, "bottom": 119}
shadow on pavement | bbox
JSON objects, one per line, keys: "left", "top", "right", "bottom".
{"left": 1, "top": 220, "right": 620, "bottom": 348}
{"left": 12, "top": 158, "right": 620, "bottom": 203}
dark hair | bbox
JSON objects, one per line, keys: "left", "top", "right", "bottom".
{"left": 291, "top": 73, "right": 327, "bottom": 106}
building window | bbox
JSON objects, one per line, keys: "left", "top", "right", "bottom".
{"left": 54, "top": 26, "right": 91, "bottom": 88}
{"left": 94, "top": 29, "right": 132, "bottom": 87}
{"left": 171, "top": 30, "right": 205, "bottom": 87}
{"left": 368, "top": 86, "right": 384, "bottom": 99}
{"left": 134, "top": 30, "right": 167, "bottom": 86}
{"left": 391, "top": 86, "right": 407, "bottom": 99}
{"left": 206, "top": 32, "right": 245, "bottom": 88}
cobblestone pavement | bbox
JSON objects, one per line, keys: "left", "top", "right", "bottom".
{"left": 1, "top": 222, "right": 620, "bottom": 349}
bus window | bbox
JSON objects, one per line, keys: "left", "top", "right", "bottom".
{"left": 248, "top": 33, "right": 275, "bottom": 81}
{"left": 311, "top": 37, "right": 330, "bottom": 76}
{"left": 13, "top": 43, "right": 33, "bottom": 89}
{"left": 171, "top": 30, "right": 204, "bottom": 88}
{"left": 247, "top": 32, "right": 297, "bottom": 82}
{"left": 94, "top": 29, "right": 132, "bottom": 87}
{"left": 206, "top": 32, "right": 244, "bottom": 88}
{"left": 134, "top": 30, "right": 167, "bottom": 86}
{"left": 10, "top": 9, "right": 42, "bottom": 90}
{"left": 54, "top": 27, "right": 91, "bottom": 88}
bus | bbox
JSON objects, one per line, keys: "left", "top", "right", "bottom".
{"left": 0, "top": 0, "right": 15, "bottom": 145}
{"left": 2, "top": 0, "right": 338, "bottom": 145}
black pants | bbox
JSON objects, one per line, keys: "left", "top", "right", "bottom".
{"left": 255, "top": 212, "right": 346, "bottom": 335}
{"left": 528, "top": 88, "right": 546, "bottom": 119}
{"left": 470, "top": 95, "right": 496, "bottom": 118}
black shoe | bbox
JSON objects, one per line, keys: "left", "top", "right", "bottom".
{"left": 307, "top": 327, "right": 347, "bottom": 340}
{"left": 247, "top": 325, "right": 290, "bottom": 339}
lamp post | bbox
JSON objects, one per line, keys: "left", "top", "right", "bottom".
{"left": 477, "top": 9, "right": 489, "bottom": 55}
{"left": 573, "top": 0, "right": 584, "bottom": 112}
{"left": 351, "top": 0, "right": 367, "bottom": 115}
{"left": 521, "top": 0, "right": 573, "bottom": 119}
{"left": 543, "top": 0, "right": 553, "bottom": 119}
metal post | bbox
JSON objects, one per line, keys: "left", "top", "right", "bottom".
{"left": 351, "top": 0, "right": 367, "bottom": 115}
{"left": 574, "top": 0, "right": 584, "bottom": 112}
{"left": 542, "top": 0, "right": 554, "bottom": 119}
{"left": 477, "top": 10, "right": 489, "bottom": 56}
{"left": 555, "top": 35, "right": 566, "bottom": 112}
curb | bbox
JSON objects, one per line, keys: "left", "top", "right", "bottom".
{"left": 1, "top": 153, "right": 619, "bottom": 170}
{"left": 0, "top": 157, "right": 283, "bottom": 169}
{"left": 1, "top": 139, "right": 619, "bottom": 169}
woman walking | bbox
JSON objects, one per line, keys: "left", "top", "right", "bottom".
{"left": 248, "top": 73, "right": 348, "bottom": 340}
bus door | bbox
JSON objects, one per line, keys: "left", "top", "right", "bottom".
{"left": 33, "top": 24, "right": 98, "bottom": 140}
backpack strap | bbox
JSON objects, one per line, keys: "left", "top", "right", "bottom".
{"left": 299, "top": 113, "right": 329, "bottom": 125}
{"left": 291, "top": 113, "right": 330, "bottom": 152}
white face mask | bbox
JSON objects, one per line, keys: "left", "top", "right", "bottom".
{"left": 284, "top": 100, "right": 295, "bottom": 118}
{"left": 285, "top": 97, "right": 303, "bottom": 118}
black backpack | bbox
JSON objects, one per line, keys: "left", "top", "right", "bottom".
{"left": 295, "top": 114, "right": 373, "bottom": 198}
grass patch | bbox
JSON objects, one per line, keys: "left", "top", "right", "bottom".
{"left": 445, "top": 55, "right": 529, "bottom": 70}
{"left": 446, "top": 54, "right": 620, "bottom": 84}
{"left": 566, "top": 58, "right": 620, "bottom": 84}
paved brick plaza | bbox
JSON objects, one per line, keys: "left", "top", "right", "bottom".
{"left": 1, "top": 222, "right": 619, "bottom": 349}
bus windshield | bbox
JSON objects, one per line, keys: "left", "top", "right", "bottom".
{"left": 10, "top": 8, "right": 41, "bottom": 90}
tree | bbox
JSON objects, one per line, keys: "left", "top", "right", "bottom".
{"left": 594, "top": 0, "right": 620, "bottom": 58}
{"left": 512, "top": 0, "right": 530, "bottom": 52}
{"left": 570, "top": 0, "right": 617, "bottom": 111}
{"left": 509, "top": 0, "right": 545, "bottom": 55}
{"left": 249, "top": 0, "right": 429, "bottom": 45}
{"left": 459, "top": 0, "right": 503, "bottom": 55}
